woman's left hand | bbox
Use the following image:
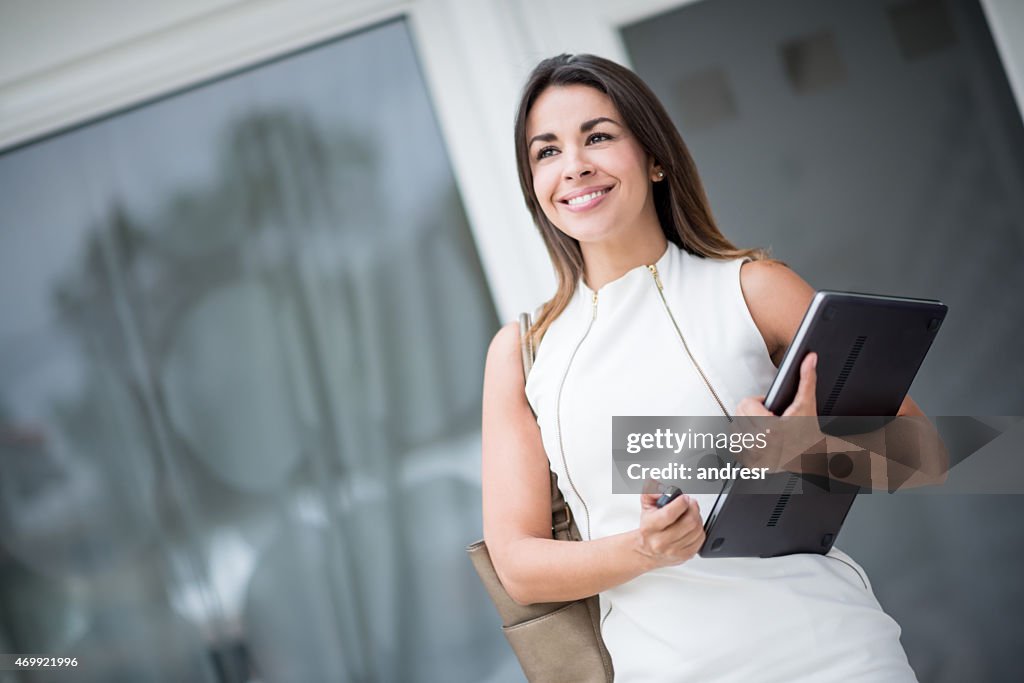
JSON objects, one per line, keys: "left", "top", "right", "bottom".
{"left": 733, "top": 352, "right": 821, "bottom": 474}
{"left": 735, "top": 352, "right": 818, "bottom": 417}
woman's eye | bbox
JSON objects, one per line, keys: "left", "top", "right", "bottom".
{"left": 535, "top": 133, "right": 611, "bottom": 161}
{"left": 536, "top": 146, "right": 557, "bottom": 160}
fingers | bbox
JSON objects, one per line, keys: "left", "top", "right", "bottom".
{"left": 736, "top": 395, "right": 772, "bottom": 417}
{"left": 637, "top": 496, "right": 705, "bottom": 566}
{"left": 783, "top": 352, "right": 818, "bottom": 417}
{"left": 649, "top": 498, "right": 703, "bottom": 542}
{"left": 673, "top": 517, "right": 706, "bottom": 552}
{"left": 640, "top": 491, "right": 690, "bottom": 530}
{"left": 665, "top": 498, "right": 702, "bottom": 540}
{"left": 659, "top": 499, "right": 706, "bottom": 559}
{"left": 640, "top": 492, "right": 663, "bottom": 511}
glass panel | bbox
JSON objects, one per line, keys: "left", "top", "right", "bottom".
{"left": 622, "top": 1, "right": 1024, "bottom": 680}
{"left": 0, "top": 18, "right": 513, "bottom": 683}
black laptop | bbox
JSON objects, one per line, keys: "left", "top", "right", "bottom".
{"left": 698, "top": 290, "right": 947, "bottom": 558}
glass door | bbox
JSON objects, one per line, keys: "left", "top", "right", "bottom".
{"left": 0, "top": 17, "right": 512, "bottom": 683}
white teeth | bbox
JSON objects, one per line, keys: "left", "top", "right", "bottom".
{"left": 566, "top": 189, "right": 609, "bottom": 205}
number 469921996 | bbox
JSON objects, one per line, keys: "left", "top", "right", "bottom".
{"left": 13, "top": 657, "right": 78, "bottom": 668}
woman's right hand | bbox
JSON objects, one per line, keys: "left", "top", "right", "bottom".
{"left": 635, "top": 493, "right": 705, "bottom": 569}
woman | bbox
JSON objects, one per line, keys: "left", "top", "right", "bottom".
{"left": 481, "top": 54, "right": 923, "bottom": 681}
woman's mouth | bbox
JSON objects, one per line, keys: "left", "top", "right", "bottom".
{"left": 560, "top": 187, "right": 612, "bottom": 212}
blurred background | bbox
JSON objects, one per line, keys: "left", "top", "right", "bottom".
{"left": 0, "top": 1, "right": 1021, "bottom": 681}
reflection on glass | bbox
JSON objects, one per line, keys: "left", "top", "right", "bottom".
{"left": 0, "top": 18, "right": 510, "bottom": 683}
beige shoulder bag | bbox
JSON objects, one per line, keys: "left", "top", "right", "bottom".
{"left": 466, "top": 313, "right": 614, "bottom": 683}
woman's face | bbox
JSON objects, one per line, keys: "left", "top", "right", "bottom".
{"left": 525, "top": 84, "right": 660, "bottom": 246}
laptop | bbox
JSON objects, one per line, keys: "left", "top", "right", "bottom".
{"left": 698, "top": 290, "right": 947, "bottom": 558}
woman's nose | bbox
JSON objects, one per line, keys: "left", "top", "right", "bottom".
{"left": 564, "top": 164, "right": 594, "bottom": 181}
{"left": 562, "top": 148, "right": 594, "bottom": 180}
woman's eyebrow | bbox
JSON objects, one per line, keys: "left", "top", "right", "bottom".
{"left": 528, "top": 116, "right": 622, "bottom": 148}
{"left": 580, "top": 116, "right": 620, "bottom": 132}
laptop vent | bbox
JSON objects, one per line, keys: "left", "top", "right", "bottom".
{"left": 766, "top": 474, "right": 800, "bottom": 527}
{"left": 821, "top": 335, "right": 867, "bottom": 416}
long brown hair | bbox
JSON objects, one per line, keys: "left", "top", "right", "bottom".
{"left": 514, "top": 54, "right": 768, "bottom": 343}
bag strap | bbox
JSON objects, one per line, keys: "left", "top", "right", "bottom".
{"left": 516, "top": 313, "right": 612, "bottom": 682}
{"left": 518, "top": 312, "right": 578, "bottom": 543}
{"left": 518, "top": 312, "right": 535, "bottom": 381}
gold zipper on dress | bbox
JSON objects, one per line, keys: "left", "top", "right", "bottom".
{"left": 648, "top": 264, "right": 732, "bottom": 421}
{"left": 554, "top": 290, "right": 599, "bottom": 541}
{"left": 557, "top": 266, "right": 731, "bottom": 541}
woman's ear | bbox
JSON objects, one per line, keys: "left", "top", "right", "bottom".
{"left": 648, "top": 156, "right": 665, "bottom": 181}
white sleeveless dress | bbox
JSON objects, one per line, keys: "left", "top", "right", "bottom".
{"left": 525, "top": 242, "right": 917, "bottom": 682}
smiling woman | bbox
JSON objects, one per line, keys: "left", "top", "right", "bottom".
{"left": 528, "top": 91, "right": 657, "bottom": 254}
{"left": 512, "top": 56, "right": 765, "bottom": 348}
{"left": 480, "top": 53, "right": 924, "bottom": 682}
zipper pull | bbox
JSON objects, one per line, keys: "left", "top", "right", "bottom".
{"left": 648, "top": 264, "right": 664, "bottom": 291}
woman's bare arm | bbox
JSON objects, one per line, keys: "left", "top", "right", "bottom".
{"left": 482, "top": 322, "right": 703, "bottom": 605}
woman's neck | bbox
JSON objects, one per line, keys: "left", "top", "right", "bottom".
{"left": 581, "top": 232, "right": 668, "bottom": 291}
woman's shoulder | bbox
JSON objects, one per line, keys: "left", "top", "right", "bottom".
{"left": 738, "top": 258, "right": 808, "bottom": 295}
{"left": 737, "top": 259, "right": 815, "bottom": 363}
{"left": 484, "top": 321, "right": 524, "bottom": 390}
{"left": 487, "top": 320, "right": 520, "bottom": 354}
